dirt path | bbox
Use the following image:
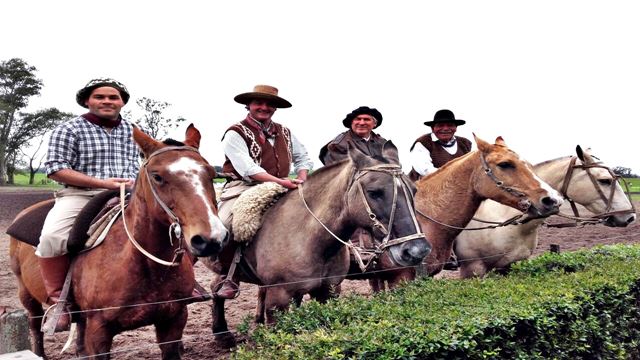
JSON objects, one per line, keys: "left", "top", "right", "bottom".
{"left": 1, "top": 187, "right": 638, "bottom": 359}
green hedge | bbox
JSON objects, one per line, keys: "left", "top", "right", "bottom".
{"left": 234, "top": 245, "right": 640, "bottom": 359}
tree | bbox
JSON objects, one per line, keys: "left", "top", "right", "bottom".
{"left": 0, "top": 58, "right": 42, "bottom": 185}
{"left": 613, "top": 166, "right": 638, "bottom": 178}
{"left": 19, "top": 132, "right": 48, "bottom": 185}
{"left": 129, "top": 97, "right": 186, "bottom": 139}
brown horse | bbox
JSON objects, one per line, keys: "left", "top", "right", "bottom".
{"left": 9, "top": 125, "right": 228, "bottom": 359}
{"left": 365, "top": 135, "right": 563, "bottom": 290}
{"left": 207, "top": 142, "right": 431, "bottom": 346}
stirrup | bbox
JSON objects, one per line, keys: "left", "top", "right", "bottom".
{"left": 41, "top": 302, "right": 71, "bottom": 333}
{"left": 212, "top": 278, "right": 240, "bottom": 300}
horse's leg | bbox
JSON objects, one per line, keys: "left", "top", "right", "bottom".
{"left": 387, "top": 269, "right": 416, "bottom": 289}
{"left": 82, "top": 316, "right": 114, "bottom": 360}
{"left": 459, "top": 261, "right": 488, "bottom": 279}
{"left": 211, "top": 296, "right": 236, "bottom": 348}
{"left": 155, "top": 306, "right": 187, "bottom": 360}
{"left": 368, "top": 278, "right": 383, "bottom": 293}
{"left": 75, "top": 315, "right": 87, "bottom": 357}
{"left": 264, "top": 287, "right": 293, "bottom": 324}
{"left": 255, "top": 287, "right": 266, "bottom": 324}
{"left": 17, "top": 285, "right": 46, "bottom": 359}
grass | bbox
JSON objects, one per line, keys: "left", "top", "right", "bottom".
{"left": 9, "top": 173, "right": 61, "bottom": 189}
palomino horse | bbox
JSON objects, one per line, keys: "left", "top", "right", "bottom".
{"left": 9, "top": 125, "right": 228, "bottom": 359}
{"left": 366, "top": 135, "right": 564, "bottom": 291}
{"left": 207, "top": 142, "right": 430, "bottom": 346}
{"left": 455, "top": 145, "right": 637, "bottom": 278}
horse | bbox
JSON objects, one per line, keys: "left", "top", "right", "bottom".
{"left": 206, "top": 141, "right": 431, "bottom": 346}
{"left": 362, "top": 135, "right": 563, "bottom": 291}
{"left": 455, "top": 145, "right": 637, "bottom": 278}
{"left": 8, "top": 124, "right": 228, "bottom": 359}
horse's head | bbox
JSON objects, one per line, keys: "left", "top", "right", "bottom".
{"left": 345, "top": 141, "right": 431, "bottom": 267}
{"left": 473, "top": 134, "right": 563, "bottom": 219}
{"left": 133, "top": 124, "right": 229, "bottom": 257}
{"left": 563, "top": 146, "right": 636, "bottom": 227}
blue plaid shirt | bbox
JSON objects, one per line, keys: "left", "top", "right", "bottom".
{"left": 45, "top": 116, "right": 140, "bottom": 181}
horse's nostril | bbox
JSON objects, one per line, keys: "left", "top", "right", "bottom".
{"left": 541, "top": 196, "right": 559, "bottom": 209}
{"left": 190, "top": 235, "right": 222, "bottom": 257}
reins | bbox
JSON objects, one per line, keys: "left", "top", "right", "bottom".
{"left": 298, "top": 163, "right": 425, "bottom": 272}
{"left": 120, "top": 145, "right": 200, "bottom": 267}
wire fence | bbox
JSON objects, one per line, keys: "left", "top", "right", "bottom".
{"left": 20, "top": 229, "right": 638, "bottom": 359}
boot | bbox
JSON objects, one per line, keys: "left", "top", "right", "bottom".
{"left": 187, "top": 280, "right": 213, "bottom": 304}
{"left": 39, "top": 255, "right": 72, "bottom": 332}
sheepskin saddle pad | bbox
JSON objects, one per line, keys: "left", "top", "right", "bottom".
{"left": 232, "top": 182, "right": 289, "bottom": 242}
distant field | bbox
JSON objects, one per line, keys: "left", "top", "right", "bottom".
{"left": 11, "top": 173, "right": 61, "bottom": 189}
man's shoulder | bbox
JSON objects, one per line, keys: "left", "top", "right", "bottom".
{"left": 328, "top": 131, "right": 350, "bottom": 144}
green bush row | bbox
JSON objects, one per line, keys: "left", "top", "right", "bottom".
{"left": 234, "top": 245, "right": 640, "bottom": 359}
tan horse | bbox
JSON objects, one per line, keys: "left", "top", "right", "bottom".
{"left": 9, "top": 125, "right": 228, "bottom": 359}
{"left": 208, "top": 142, "right": 430, "bottom": 347}
{"left": 455, "top": 145, "right": 637, "bottom": 278}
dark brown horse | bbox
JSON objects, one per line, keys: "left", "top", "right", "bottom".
{"left": 364, "top": 135, "right": 564, "bottom": 290}
{"left": 207, "top": 142, "right": 431, "bottom": 346}
{"left": 9, "top": 125, "right": 228, "bottom": 359}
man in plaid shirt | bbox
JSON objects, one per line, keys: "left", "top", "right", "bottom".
{"left": 36, "top": 78, "right": 139, "bottom": 332}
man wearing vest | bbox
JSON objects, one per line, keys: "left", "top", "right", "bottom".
{"left": 214, "top": 84, "right": 313, "bottom": 299}
{"left": 408, "top": 109, "right": 473, "bottom": 182}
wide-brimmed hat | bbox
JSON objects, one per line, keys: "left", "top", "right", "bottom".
{"left": 342, "top": 106, "right": 383, "bottom": 129}
{"left": 234, "top": 85, "right": 292, "bottom": 108}
{"left": 424, "top": 109, "right": 466, "bottom": 126}
{"left": 76, "top": 78, "right": 130, "bottom": 108}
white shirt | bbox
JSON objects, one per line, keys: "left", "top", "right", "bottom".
{"left": 222, "top": 129, "right": 313, "bottom": 180}
{"left": 410, "top": 134, "right": 471, "bottom": 176}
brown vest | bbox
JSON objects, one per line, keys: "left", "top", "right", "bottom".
{"left": 408, "top": 135, "right": 472, "bottom": 181}
{"left": 222, "top": 119, "right": 292, "bottom": 180}
{"left": 318, "top": 130, "right": 387, "bottom": 165}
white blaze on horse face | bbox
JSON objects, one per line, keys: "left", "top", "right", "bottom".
{"left": 532, "top": 172, "right": 563, "bottom": 204}
{"left": 168, "top": 157, "right": 226, "bottom": 235}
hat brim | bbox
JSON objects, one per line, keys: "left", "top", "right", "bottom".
{"left": 424, "top": 119, "right": 466, "bottom": 126}
{"left": 76, "top": 84, "right": 130, "bottom": 108}
{"left": 234, "top": 93, "right": 292, "bottom": 108}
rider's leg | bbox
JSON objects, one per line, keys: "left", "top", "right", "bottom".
{"left": 36, "top": 188, "right": 94, "bottom": 332}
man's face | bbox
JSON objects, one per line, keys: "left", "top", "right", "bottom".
{"left": 432, "top": 122, "right": 458, "bottom": 143}
{"left": 248, "top": 99, "right": 277, "bottom": 123}
{"left": 84, "top": 86, "right": 125, "bottom": 120}
{"left": 351, "top": 114, "right": 376, "bottom": 138}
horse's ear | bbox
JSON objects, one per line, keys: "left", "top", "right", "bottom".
{"left": 184, "top": 124, "right": 201, "bottom": 149}
{"left": 347, "top": 142, "right": 370, "bottom": 169}
{"left": 133, "top": 127, "right": 163, "bottom": 158}
{"left": 473, "top": 133, "right": 491, "bottom": 153}
{"left": 575, "top": 145, "right": 594, "bottom": 164}
{"left": 494, "top": 136, "right": 506, "bottom": 146}
{"left": 382, "top": 140, "right": 400, "bottom": 164}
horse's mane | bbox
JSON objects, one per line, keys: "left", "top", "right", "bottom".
{"left": 534, "top": 155, "right": 572, "bottom": 169}
{"left": 162, "top": 138, "right": 185, "bottom": 146}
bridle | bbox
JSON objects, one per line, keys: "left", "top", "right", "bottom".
{"left": 120, "top": 145, "right": 201, "bottom": 267}
{"left": 549, "top": 156, "right": 636, "bottom": 227}
{"left": 299, "top": 163, "right": 426, "bottom": 272}
{"left": 416, "top": 151, "right": 533, "bottom": 230}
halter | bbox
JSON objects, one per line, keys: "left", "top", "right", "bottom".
{"left": 299, "top": 163, "right": 426, "bottom": 272}
{"left": 551, "top": 156, "right": 636, "bottom": 227}
{"left": 121, "top": 145, "right": 201, "bottom": 267}
{"left": 416, "top": 151, "right": 533, "bottom": 230}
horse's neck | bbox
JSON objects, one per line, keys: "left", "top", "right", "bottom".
{"left": 124, "top": 194, "right": 174, "bottom": 258}
{"left": 533, "top": 157, "right": 573, "bottom": 191}
{"left": 422, "top": 153, "right": 483, "bottom": 228}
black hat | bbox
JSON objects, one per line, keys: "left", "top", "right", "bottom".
{"left": 76, "top": 78, "right": 130, "bottom": 108}
{"left": 342, "top": 106, "right": 383, "bottom": 128}
{"left": 424, "top": 109, "right": 465, "bottom": 127}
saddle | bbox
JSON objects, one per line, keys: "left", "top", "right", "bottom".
{"left": 231, "top": 182, "right": 289, "bottom": 242}
{"left": 6, "top": 189, "right": 120, "bottom": 253}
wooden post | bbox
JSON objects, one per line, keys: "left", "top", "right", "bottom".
{"left": 0, "top": 309, "right": 31, "bottom": 355}
{"left": 550, "top": 244, "right": 560, "bottom": 253}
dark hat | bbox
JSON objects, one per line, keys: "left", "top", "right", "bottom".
{"left": 424, "top": 109, "right": 466, "bottom": 127}
{"left": 342, "top": 106, "right": 383, "bottom": 129}
{"left": 76, "top": 78, "right": 130, "bottom": 108}
{"left": 234, "top": 84, "right": 292, "bottom": 108}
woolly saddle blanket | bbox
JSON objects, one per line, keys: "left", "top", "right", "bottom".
{"left": 231, "top": 182, "right": 288, "bottom": 242}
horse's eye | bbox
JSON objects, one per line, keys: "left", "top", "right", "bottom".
{"left": 497, "top": 162, "right": 514, "bottom": 170}
{"left": 598, "top": 179, "right": 612, "bottom": 186}
{"left": 151, "top": 173, "right": 164, "bottom": 184}
{"left": 367, "top": 189, "right": 385, "bottom": 199}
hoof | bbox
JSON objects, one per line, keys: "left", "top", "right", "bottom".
{"left": 214, "top": 332, "right": 236, "bottom": 349}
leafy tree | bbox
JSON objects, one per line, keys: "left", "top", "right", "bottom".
{"left": 0, "top": 58, "right": 72, "bottom": 185}
{"left": 19, "top": 132, "right": 48, "bottom": 185}
{"left": 613, "top": 166, "right": 638, "bottom": 178}
{"left": 128, "top": 97, "right": 186, "bottom": 139}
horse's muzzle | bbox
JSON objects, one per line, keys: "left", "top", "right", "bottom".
{"left": 190, "top": 231, "right": 229, "bottom": 257}
{"left": 526, "top": 195, "right": 562, "bottom": 219}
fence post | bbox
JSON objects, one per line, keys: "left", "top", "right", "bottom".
{"left": 0, "top": 309, "right": 31, "bottom": 354}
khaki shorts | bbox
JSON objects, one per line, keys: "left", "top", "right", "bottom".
{"left": 36, "top": 187, "right": 104, "bottom": 258}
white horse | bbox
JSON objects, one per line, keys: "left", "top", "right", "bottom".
{"left": 455, "top": 145, "right": 636, "bottom": 278}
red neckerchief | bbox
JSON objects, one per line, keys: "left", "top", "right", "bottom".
{"left": 241, "top": 116, "right": 277, "bottom": 144}
{"left": 81, "top": 113, "right": 122, "bottom": 128}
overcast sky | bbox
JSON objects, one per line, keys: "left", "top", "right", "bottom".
{"left": 3, "top": 0, "right": 639, "bottom": 173}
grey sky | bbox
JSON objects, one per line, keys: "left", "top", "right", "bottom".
{"left": 4, "top": 0, "right": 639, "bottom": 173}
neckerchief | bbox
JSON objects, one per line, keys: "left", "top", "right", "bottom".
{"left": 437, "top": 137, "right": 457, "bottom": 148}
{"left": 82, "top": 113, "right": 122, "bottom": 128}
{"left": 243, "top": 116, "right": 278, "bottom": 144}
